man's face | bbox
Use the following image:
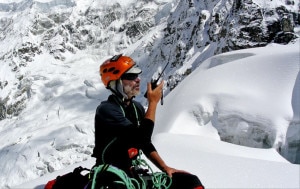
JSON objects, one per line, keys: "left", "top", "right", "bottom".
{"left": 121, "top": 73, "right": 140, "bottom": 98}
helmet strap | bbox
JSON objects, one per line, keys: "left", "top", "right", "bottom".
{"left": 107, "top": 80, "right": 129, "bottom": 102}
{"left": 116, "top": 80, "right": 129, "bottom": 99}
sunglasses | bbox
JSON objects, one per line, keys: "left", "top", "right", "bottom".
{"left": 121, "top": 73, "right": 139, "bottom": 80}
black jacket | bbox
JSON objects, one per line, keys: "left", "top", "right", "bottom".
{"left": 92, "top": 95, "right": 156, "bottom": 172}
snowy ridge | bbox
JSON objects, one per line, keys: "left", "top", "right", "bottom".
{"left": 155, "top": 40, "right": 300, "bottom": 154}
{"left": 0, "top": 0, "right": 75, "bottom": 12}
{"left": 9, "top": 36, "right": 300, "bottom": 189}
{"left": 0, "top": 0, "right": 299, "bottom": 188}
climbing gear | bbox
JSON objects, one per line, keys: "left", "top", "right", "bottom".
{"left": 129, "top": 149, "right": 172, "bottom": 189}
{"left": 91, "top": 149, "right": 172, "bottom": 189}
{"left": 128, "top": 148, "right": 139, "bottom": 159}
{"left": 100, "top": 54, "right": 141, "bottom": 87}
{"left": 91, "top": 164, "right": 139, "bottom": 189}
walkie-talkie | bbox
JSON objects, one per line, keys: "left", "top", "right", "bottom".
{"left": 143, "top": 78, "right": 160, "bottom": 98}
{"left": 144, "top": 62, "right": 169, "bottom": 105}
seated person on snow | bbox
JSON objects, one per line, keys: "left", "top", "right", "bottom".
{"left": 92, "top": 54, "right": 204, "bottom": 189}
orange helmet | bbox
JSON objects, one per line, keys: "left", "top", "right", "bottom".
{"left": 100, "top": 54, "right": 138, "bottom": 87}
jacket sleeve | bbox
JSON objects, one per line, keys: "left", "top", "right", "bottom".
{"left": 140, "top": 118, "right": 157, "bottom": 156}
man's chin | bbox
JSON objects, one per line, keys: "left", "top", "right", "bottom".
{"left": 134, "top": 91, "right": 140, "bottom": 96}
{"left": 126, "top": 90, "right": 140, "bottom": 99}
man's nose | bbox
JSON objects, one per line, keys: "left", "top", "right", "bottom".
{"left": 135, "top": 77, "right": 141, "bottom": 82}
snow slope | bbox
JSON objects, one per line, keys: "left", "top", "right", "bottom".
{"left": 12, "top": 38, "right": 300, "bottom": 189}
{"left": 1, "top": 0, "right": 299, "bottom": 188}
{"left": 155, "top": 39, "right": 299, "bottom": 150}
{"left": 16, "top": 133, "right": 300, "bottom": 189}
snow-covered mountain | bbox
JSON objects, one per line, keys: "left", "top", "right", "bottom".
{"left": 1, "top": 0, "right": 298, "bottom": 120}
{"left": 13, "top": 35, "right": 300, "bottom": 189}
{"left": 0, "top": 0, "right": 299, "bottom": 188}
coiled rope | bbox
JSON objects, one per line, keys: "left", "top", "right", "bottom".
{"left": 132, "top": 151, "right": 172, "bottom": 189}
{"left": 91, "top": 151, "right": 172, "bottom": 189}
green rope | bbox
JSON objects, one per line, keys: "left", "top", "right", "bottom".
{"left": 132, "top": 151, "right": 172, "bottom": 189}
{"left": 91, "top": 164, "right": 141, "bottom": 189}
{"left": 132, "top": 103, "right": 140, "bottom": 127}
{"left": 91, "top": 154, "right": 172, "bottom": 189}
{"left": 101, "top": 137, "right": 117, "bottom": 164}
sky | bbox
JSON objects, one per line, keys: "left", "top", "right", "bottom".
{"left": 11, "top": 36, "right": 300, "bottom": 189}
